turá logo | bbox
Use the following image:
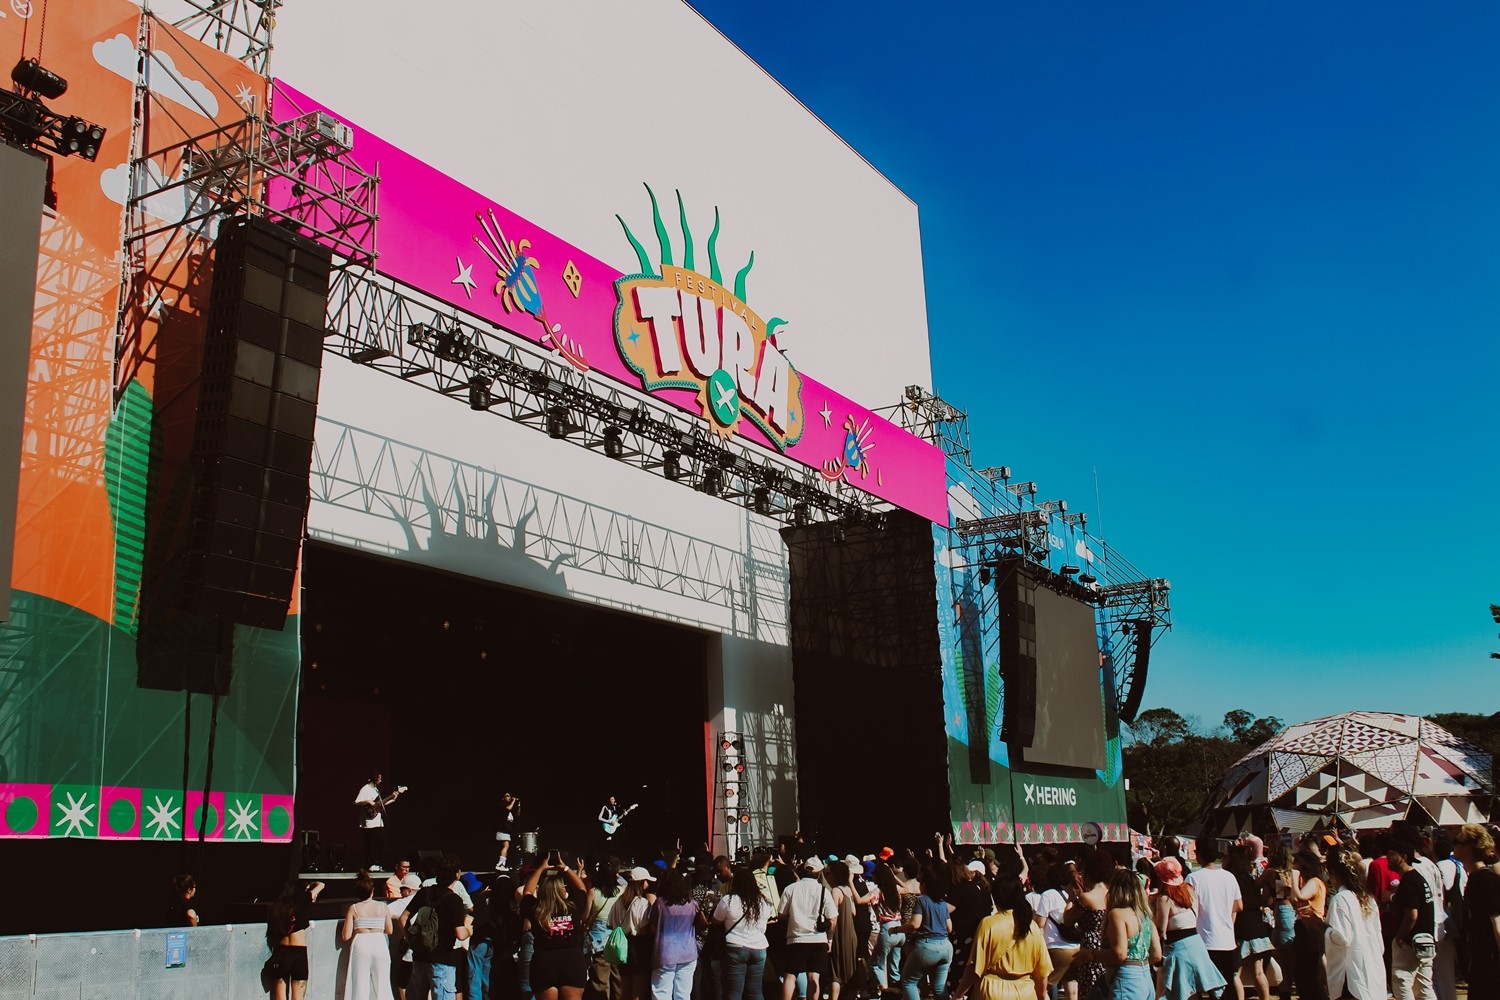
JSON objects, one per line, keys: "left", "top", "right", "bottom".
{"left": 613, "top": 185, "right": 804, "bottom": 450}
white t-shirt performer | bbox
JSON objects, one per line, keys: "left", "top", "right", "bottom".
{"left": 354, "top": 773, "right": 390, "bottom": 868}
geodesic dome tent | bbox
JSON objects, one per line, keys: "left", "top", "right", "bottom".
{"left": 1201, "top": 712, "right": 1493, "bottom": 837}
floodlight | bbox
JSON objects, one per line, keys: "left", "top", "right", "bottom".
{"left": 603, "top": 426, "right": 624, "bottom": 459}
{"left": 12, "top": 59, "right": 67, "bottom": 100}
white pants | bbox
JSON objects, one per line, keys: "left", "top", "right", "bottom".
{"left": 651, "top": 959, "right": 697, "bottom": 1000}
{"left": 347, "top": 932, "right": 395, "bottom": 1000}
{"left": 1391, "top": 939, "right": 1435, "bottom": 1000}
{"left": 1432, "top": 936, "right": 1457, "bottom": 1000}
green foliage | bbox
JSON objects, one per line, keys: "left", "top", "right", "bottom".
{"left": 1122, "top": 707, "right": 1284, "bottom": 837}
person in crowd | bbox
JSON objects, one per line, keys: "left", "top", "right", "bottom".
{"left": 778, "top": 856, "right": 839, "bottom": 1000}
{"left": 845, "top": 854, "right": 879, "bottom": 990}
{"left": 1150, "top": 857, "right": 1226, "bottom": 1000}
{"left": 948, "top": 875, "right": 1051, "bottom": 1000}
{"left": 651, "top": 870, "right": 705, "bottom": 1000}
{"left": 1036, "top": 861, "right": 1081, "bottom": 999}
{"left": 403, "top": 855, "right": 471, "bottom": 1000}
{"left": 1185, "top": 839, "right": 1243, "bottom": 999}
{"left": 1071, "top": 849, "right": 1115, "bottom": 1000}
{"left": 1237, "top": 836, "right": 1267, "bottom": 879}
{"left": 585, "top": 861, "right": 624, "bottom": 1000}
{"left": 1408, "top": 831, "right": 1448, "bottom": 1000}
{"left": 468, "top": 876, "right": 497, "bottom": 1000}
{"left": 1225, "top": 843, "right": 1273, "bottom": 1000}
{"left": 387, "top": 861, "right": 414, "bottom": 900}
{"left": 343, "top": 871, "right": 395, "bottom": 1000}
{"left": 949, "top": 859, "right": 993, "bottom": 974}
{"left": 691, "top": 861, "right": 724, "bottom": 1000}
{"left": 897, "top": 860, "right": 954, "bottom": 1000}
{"left": 1430, "top": 831, "right": 1463, "bottom": 1000}
{"left": 1454, "top": 823, "right": 1500, "bottom": 1000}
{"left": 1075, "top": 869, "right": 1161, "bottom": 1000}
{"left": 1322, "top": 845, "right": 1386, "bottom": 1000}
{"left": 872, "top": 859, "right": 908, "bottom": 992}
{"left": 824, "top": 860, "right": 862, "bottom": 1000}
{"left": 716, "top": 866, "right": 772, "bottom": 1000}
{"left": 1361, "top": 830, "right": 1400, "bottom": 966}
{"left": 264, "top": 878, "right": 325, "bottom": 1000}
{"left": 387, "top": 872, "right": 422, "bottom": 1000}
{"left": 169, "top": 874, "right": 200, "bottom": 927}
{"left": 609, "top": 866, "right": 659, "bottom": 1000}
{"left": 1387, "top": 831, "right": 1437, "bottom": 1000}
{"left": 1291, "top": 850, "right": 1329, "bottom": 1000}
{"left": 1256, "top": 844, "right": 1297, "bottom": 1000}
{"left": 523, "top": 851, "right": 590, "bottom": 1000}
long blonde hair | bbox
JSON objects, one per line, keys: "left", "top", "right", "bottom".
{"left": 531, "top": 873, "right": 574, "bottom": 931}
{"left": 1107, "top": 869, "right": 1149, "bottom": 920}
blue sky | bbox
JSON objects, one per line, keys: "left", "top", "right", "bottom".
{"left": 689, "top": 1, "right": 1500, "bottom": 727}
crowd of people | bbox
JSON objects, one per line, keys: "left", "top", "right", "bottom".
{"left": 249, "top": 822, "right": 1500, "bottom": 1000}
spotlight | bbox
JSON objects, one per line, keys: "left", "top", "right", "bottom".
{"left": 664, "top": 450, "right": 682, "bottom": 481}
{"left": 722, "top": 761, "right": 745, "bottom": 774}
{"left": 720, "top": 737, "right": 739, "bottom": 751}
{"left": 834, "top": 523, "right": 847, "bottom": 544}
{"left": 793, "top": 502, "right": 810, "bottom": 527}
{"left": 56, "top": 117, "right": 104, "bottom": 161}
{"left": 752, "top": 487, "right": 772, "bottom": 516}
{"left": 725, "top": 786, "right": 737, "bottom": 798}
{"left": 1060, "top": 565, "right": 1080, "bottom": 576}
{"left": 468, "top": 377, "right": 492, "bottom": 411}
{"left": 739, "top": 814, "right": 751, "bottom": 824}
{"left": 979, "top": 567, "right": 990, "bottom": 586}
{"left": 546, "top": 405, "right": 569, "bottom": 439}
{"left": 700, "top": 466, "right": 723, "bottom": 496}
{"left": 12, "top": 59, "right": 67, "bottom": 100}
{"left": 1079, "top": 573, "right": 1097, "bottom": 585}
{"left": 603, "top": 426, "right": 624, "bottom": 459}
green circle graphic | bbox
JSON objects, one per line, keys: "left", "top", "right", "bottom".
{"left": 267, "top": 805, "right": 291, "bottom": 838}
{"left": 107, "top": 797, "right": 137, "bottom": 834}
{"left": 194, "top": 803, "right": 219, "bottom": 834}
{"left": 707, "top": 369, "right": 740, "bottom": 427}
{"left": 5, "top": 794, "right": 37, "bottom": 833}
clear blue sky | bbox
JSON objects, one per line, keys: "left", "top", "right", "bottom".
{"left": 689, "top": 1, "right": 1500, "bottom": 727}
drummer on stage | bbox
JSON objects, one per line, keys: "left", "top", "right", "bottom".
{"left": 495, "top": 791, "right": 521, "bottom": 871}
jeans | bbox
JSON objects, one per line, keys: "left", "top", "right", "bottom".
{"left": 723, "top": 946, "right": 767, "bottom": 1000}
{"left": 411, "top": 960, "right": 459, "bottom": 1000}
{"left": 900, "top": 937, "right": 952, "bottom": 1000}
{"left": 1391, "top": 939, "right": 1436, "bottom": 1000}
{"left": 519, "top": 931, "right": 535, "bottom": 1000}
{"left": 469, "top": 940, "right": 493, "bottom": 1000}
{"left": 872, "top": 925, "right": 905, "bottom": 989}
{"left": 651, "top": 960, "right": 698, "bottom": 1000}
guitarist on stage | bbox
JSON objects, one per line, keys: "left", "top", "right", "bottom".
{"left": 598, "top": 795, "right": 638, "bottom": 843}
{"left": 354, "top": 772, "right": 403, "bottom": 869}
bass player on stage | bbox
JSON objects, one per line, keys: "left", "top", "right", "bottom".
{"left": 354, "top": 772, "right": 403, "bottom": 869}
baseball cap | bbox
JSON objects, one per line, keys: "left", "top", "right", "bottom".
{"left": 966, "top": 860, "right": 986, "bottom": 874}
{"left": 877, "top": 847, "right": 895, "bottom": 860}
{"left": 400, "top": 873, "right": 422, "bottom": 891}
{"left": 803, "top": 856, "right": 825, "bottom": 874}
{"left": 461, "top": 872, "right": 484, "bottom": 895}
{"left": 628, "top": 866, "right": 658, "bottom": 883}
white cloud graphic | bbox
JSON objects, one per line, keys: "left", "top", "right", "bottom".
{"left": 1074, "top": 537, "right": 1096, "bottom": 564}
{"left": 93, "top": 34, "right": 221, "bottom": 119}
{"left": 99, "top": 158, "right": 220, "bottom": 237}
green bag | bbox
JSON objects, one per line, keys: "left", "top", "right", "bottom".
{"left": 604, "top": 924, "right": 629, "bottom": 967}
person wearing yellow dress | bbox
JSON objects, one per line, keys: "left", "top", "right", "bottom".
{"left": 949, "top": 876, "right": 1053, "bottom": 1000}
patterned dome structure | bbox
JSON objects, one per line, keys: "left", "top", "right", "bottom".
{"left": 1201, "top": 712, "right": 1493, "bottom": 837}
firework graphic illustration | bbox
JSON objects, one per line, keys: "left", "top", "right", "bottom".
{"left": 473, "top": 209, "right": 589, "bottom": 372}
{"left": 821, "top": 414, "right": 875, "bottom": 482}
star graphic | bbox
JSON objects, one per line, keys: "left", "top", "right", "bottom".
{"left": 57, "top": 791, "right": 95, "bottom": 837}
{"left": 627, "top": 331, "right": 640, "bottom": 344}
{"left": 145, "top": 795, "right": 181, "bottom": 838}
{"left": 227, "top": 798, "right": 258, "bottom": 840}
{"left": 452, "top": 257, "right": 476, "bottom": 298}
{"left": 233, "top": 82, "right": 256, "bottom": 110}
{"left": 819, "top": 402, "right": 833, "bottom": 428}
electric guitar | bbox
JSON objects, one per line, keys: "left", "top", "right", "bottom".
{"left": 359, "top": 785, "right": 408, "bottom": 821}
{"left": 600, "top": 803, "right": 639, "bottom": 836}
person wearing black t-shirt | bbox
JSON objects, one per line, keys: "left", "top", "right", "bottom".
{"left": 1388, "top": 833, "right": 1436, "bottom": 1000}
{"left": 1454, "top": 824, "right": 1500, "bottom": 1000}
{"left": 522, "top": 851, "right": 591, "bottom": 1000}
{"left": 403, "top": 855, "right": 472, "bottom": 1000}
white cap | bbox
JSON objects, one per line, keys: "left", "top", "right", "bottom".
{"left": 628, "top": 866, "right": 657, "bottom": 883}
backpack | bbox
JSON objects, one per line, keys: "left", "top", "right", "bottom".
{"left": 406, "top": 890, "right": 444, "bottom": 954}
{"left": 604, "top": 924, "right": 629, "bottom": 966}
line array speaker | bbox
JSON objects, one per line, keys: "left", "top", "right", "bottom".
{"left": 997, "top": 558, "right": 1038, "bottom": 746}
{"left": 183, "top": 216, "right": 332, "bottom": 629}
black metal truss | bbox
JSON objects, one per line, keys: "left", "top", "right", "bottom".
{"left": 324, "top": 267, "right": 889, "bottom": 530}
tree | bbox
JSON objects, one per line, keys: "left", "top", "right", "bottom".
{"left": 1126, "top": 707, "right": 1191, "bottom": 747}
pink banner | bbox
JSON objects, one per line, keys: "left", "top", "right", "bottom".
{"left": 271, "top": 82, "right": 948, "bottom": 525}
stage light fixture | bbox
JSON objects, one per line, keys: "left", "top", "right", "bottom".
{"left": 834, "top": 523, "right": 847, "bottom": 544}
{"left": 11, "top": 59, "right": 68, "bottom": 100}
{"left": 700, "top": 467, "right": 723, "bottom": 496}
{"left": 793, "top": 502, "right": 810, "bottom": 527}
{"left": 752, "top": 487, "right": 772, "bottom": 516}
{"left": 57, "top": 117, "right": 105, "bottom": 161}
{"left": 979, "top": 567, "right": 991, "bottom": 586}
{"left": 603, "top": 426, "right": 624, "bottom": 459}
{"left": 546, "top": 405, "right": 569, "bottom": 439}
{"left": 1061, "top": 564, "right": 1080, "bottom": 575}
{"left": 664, "top": 450, "right": 682, "bottom": 480}
{"left": 739, "top": 813, "right": 751, "bottom": 824}
{"left": 468, "top": 377, "right": 492, "bottom": 411}
{"left": 1079, "top": 573, "right": 1097, "bottom": 585}
{"left": 720, "top": 737, "right": 739, "bottom": 751}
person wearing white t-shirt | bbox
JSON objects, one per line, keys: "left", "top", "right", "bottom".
{"left": 1186, "top": 840, "right": 1243, "bottom": 998}
{"left": 1037, "top": 865, "right": 1080, "bottom": 996}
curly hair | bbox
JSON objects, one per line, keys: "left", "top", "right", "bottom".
{"left": 1324, "top": 847, "right": 1373, "bottom": 917}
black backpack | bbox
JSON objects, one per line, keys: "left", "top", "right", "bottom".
{"left": 406, "top": 889, "right": 445, "bottom": 954}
